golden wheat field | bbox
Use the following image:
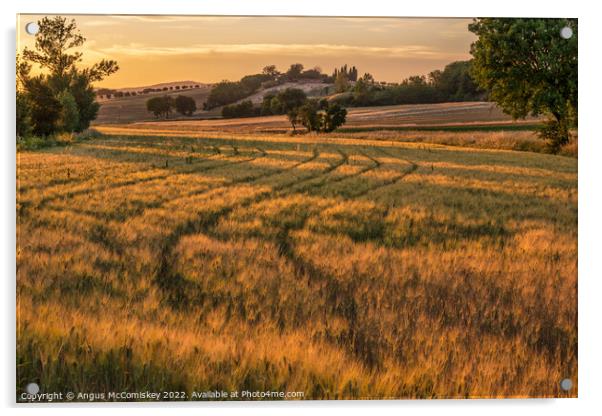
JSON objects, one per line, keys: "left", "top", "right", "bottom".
{"left": 16, "top": 127, "right": 577, "bottom": 400}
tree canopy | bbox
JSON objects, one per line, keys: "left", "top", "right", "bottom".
{"left": 175, "top": 95, "right": 197, "bottom": 116}
{"left": 286, "top": 64, "right": 304, "bottom": 81}
{"left": 429, "top": 61, "right": 481, "bottom": 101}
{"left": 146, "top": 96, "right": 174, "bottom": 119}
{"left": 469, "top": 18, "right": 577, "bottom": 151}
{"left": 18, "top": 16, "right": 119, "bottom": 138}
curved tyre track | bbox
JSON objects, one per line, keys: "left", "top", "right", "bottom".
{"left": 27, "top": 147, "right": 266, "bottom": 214}
{"left": 154, "top": 147, "right": 349, "bottom": 308}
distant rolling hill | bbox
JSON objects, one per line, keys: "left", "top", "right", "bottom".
{"left": 97, "top": 81, "right": 207, "bottom": 95}
{"left": 94, "top": 81, "right": 527, "bottom": 129}
{"left": 118, "top": 80, "right": 209, "bottom": 93}
{"left": 94, "top": 84, "right": 212, "bottom": 125}
{"left": 94, "top": 80, "right": 334, "bottom": 125}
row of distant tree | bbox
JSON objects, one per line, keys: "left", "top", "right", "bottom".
{"left": 97, "top": 84, "right": 201, "bottom": 100}
{"left": 333, "top": 65, "right": 359, "bottom": 82}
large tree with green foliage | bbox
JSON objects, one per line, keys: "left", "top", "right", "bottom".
{"left": 272, "top": 88, "right": 307, "bottom": 131}
{"left": 23, "top": 17, "right": 118, "bottom": 83}
{"left": 468, "top": 18, "right": 577, "bottom": 152}
{"left": 57, "top": 90, "right": 80, "bottom": 132}
{"left": 24, "top": 76, "right": 62, "bottom": 136}
{"left": 18, "top": 16, "right": 119, "bottom": 137}
{"left": 321, "top": 103, "right": 347, "bottom": 132}
{"left": 297, "top": 99, "right": 347, "bottom": 133}
{"left": 16, "top": 56, "right": 33, "bottom": 137}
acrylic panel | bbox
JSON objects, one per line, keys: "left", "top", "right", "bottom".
{"left": 16, "top": 14, "right": 578, "bottom": 402}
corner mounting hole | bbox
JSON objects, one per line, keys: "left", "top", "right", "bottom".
{"left": 26, "top": 382, "right": 40, "bottom": 395}
{"left": 560, "top": 26, "right": 573, "bottom": 39}
{"left": 560, "top": 378, "right": 573, "bottom": 391}
{"left": 25, "top": 22, "right": 39, "bottom": 35}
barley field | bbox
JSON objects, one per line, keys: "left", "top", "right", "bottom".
{"left": 16, "top": 128, "right": 577, "bottom": 400}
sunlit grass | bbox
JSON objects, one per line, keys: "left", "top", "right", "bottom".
{"left": 17, "top": 128, "right": 577, "bottom": 400}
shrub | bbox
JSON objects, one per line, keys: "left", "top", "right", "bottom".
{"left": 222, "top": 100, "right": 259, "bottom": 118}
{"left": 558, "top": 135, "right": 578, "bottom": 158}
{"left": 539, "top": 118, "right": 572, "bottom": 154}
{"left": 16, "top": 135, "right": 49, "bottom": 151}
{"left": 74, "top": 128, "right": 102, "bottom": 141}
{"left": 260, "top": 93, "right": 277, "bottom": 116}
{"left": 55, "top": 132, "right": 75, "bottom": 145}
{"left": 240, "top": 74, "right": 273, "bottom": 92}
{"left": 205, "top": 81, "right": 245, "bottom": 109}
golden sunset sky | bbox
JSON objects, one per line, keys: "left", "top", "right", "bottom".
{"left": 17, "top": 14, "right": 476, "bottom": 89}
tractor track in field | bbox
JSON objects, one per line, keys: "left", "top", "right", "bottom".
{"left": 296, "top": 148, "right": 382, "bottom": 197}
{"left": 18, "top": 145, "right": 225, "bottom": 200}
{"left": 345, "top": 147, "right": 419, "bottom": 199}
{"left": 27, "top": 138, "right": 418, "bottom": 322}
{"left": 81, "top": 141, "right": 223, "bottom": 156}
{"left": 154, "top": 146, "right": 352, "bottom": 308}
{"left": 41, "top": 146, "right": 320, "bottom": 223}
{"left": 266, "top": 148, "right": 418, "bottom": 368}
{"left": 152, "top": 145, "right": 417, "bottom": 369}
{"left": 38, "top": 145, "right": 324, "bottom": 258}
{"left": 214, "top": 144, "right": 418, "bottom": 291}
{"left": 18, "top": 138, "right": 252, "bottom": 189}
{"left": 17, "top": 156, "right": 218, "bottom": 196}
{"left": 154, "top": 144, "right": 413, "bottom": 310}
{"left": 272, "top": 147, "right": 418, "bottom": 279}
{"left": 21, "top": 146, "right": 268, "bottom": 216}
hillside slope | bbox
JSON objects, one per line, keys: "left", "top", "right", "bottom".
{"left": 94, "top": 86, "right": 211, "bottom": 124}
{"left": 234, "top": 81, "right": 332, "bottom": 105}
